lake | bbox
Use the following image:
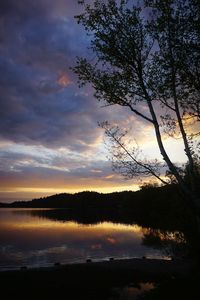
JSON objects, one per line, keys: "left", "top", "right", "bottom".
{"left": 0, "top": 208, "right": 170, "bottom": 271}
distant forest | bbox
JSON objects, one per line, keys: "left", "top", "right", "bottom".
{"left": 0, "top": 185, "right": 195, "bottom": 233}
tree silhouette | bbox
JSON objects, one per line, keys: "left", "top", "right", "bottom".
{"left": 73, "top": 0, "right": 200, "bottom": 234}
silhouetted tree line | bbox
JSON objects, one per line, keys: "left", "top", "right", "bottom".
{"left": 0, "top": 185, "right": 196, "bottom": 233}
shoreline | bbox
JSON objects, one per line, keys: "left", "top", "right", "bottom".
{"left": 0, "top": 257, "right": 196, "bottom": 299}
{"left": 1, "top": 257, "right": 194, "bottom": 277}
{"left": 0, "top": 256, "right": 170, "bottom": 273}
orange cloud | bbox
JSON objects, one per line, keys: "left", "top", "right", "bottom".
{"left": 104, "top": 174, "right": 115, "bottom": 179}
{"left": 57, "top": 73, "right": 72, "bottom": 87}
{"left": 106, "top": 237, "right": 117, "bottom": 244}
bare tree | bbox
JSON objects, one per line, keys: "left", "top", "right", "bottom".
{"left": 73, "top": 0, "right": 200, "bottom": 231}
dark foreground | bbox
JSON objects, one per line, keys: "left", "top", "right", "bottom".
{"left": 0, "top": 258, "right": 198, "bottom": 300}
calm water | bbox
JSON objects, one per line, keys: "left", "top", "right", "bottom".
{"left": 0, "top": 208, "right": 167, "bottom": 271}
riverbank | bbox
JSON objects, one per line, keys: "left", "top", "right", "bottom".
{"left": 0, "top": 258, "right": 196, "bottom": 300}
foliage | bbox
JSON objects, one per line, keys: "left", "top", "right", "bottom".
{"left": 73, "top": 0, "right": 200, "bottom": 222}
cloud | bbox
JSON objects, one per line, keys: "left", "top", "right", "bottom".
{"left": 0, "top": 0, "right": 149, "bottom": 151}
{"left": 57, "top": 72, "right": 72, "bottom": 87}
{"left": 0, "top": 0, "right": 113, "bottom": 152}
{"left": 0, "top": 139, "right": 140, "bottom": 202}
{"left": 0, "top": 0, "right": 175, "bottom": 201}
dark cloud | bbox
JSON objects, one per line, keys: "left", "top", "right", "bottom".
{"left": 0, "top": 0, "right": 142, "bottom": 199}
{"left": 0, "top": 0, "right": 106, "bottom": 150}
{"left": 0, "top": 146, "right": 113, "bottom": 181}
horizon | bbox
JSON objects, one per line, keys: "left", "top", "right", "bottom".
{"left": 0, "top": 188, "right": 139, "bottom": 204}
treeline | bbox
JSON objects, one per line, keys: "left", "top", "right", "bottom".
{"left": 0, "top": 184, "right": 194, "bottom": 231}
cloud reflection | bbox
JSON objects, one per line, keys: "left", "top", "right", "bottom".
{"left": 0, "top": 208, "right": 165, "bottom": 270}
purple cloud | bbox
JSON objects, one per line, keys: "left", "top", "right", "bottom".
{"left": 0, "top": 0, "right": 147, "bottom": 201}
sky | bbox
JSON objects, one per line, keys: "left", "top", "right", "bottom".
{"left": 0, "top": 0, "right": 188, "bottom": 202}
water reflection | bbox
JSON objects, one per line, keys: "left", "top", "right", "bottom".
{"left": 112, "top": 282, "right": 155, "bottom": 300}
{"left": 12, "top": 207, "right": 136, "bottom": 225}
{"left": 0, "top": 208, "right": 186, "bottom": 270}
{"left": 142, "top": 228, "right": 188, "bottom": 259}
{"left": 19, "top": 208, "right": 189, "bottom": 259}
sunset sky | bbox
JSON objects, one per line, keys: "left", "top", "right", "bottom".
{"left": 0, "top": 0, "right": 188, "bottom": 202}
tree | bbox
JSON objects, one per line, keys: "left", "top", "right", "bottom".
{"left": 73, "top": 0, "right": 200, "bottom": 233}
